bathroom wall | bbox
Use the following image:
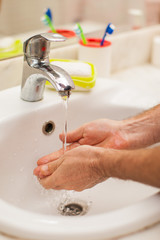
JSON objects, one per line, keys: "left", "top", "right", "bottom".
{"left": 1, "top": 0, "right": 159, "bottom": 36}
{"left": 0, "top": 0, "right": 61, "bottom": 35}
{"left": 0, "top": 0, "right": 130, "bottom": 35}
{"left": 60, "top": 0, "right": 129, "bottom": 26}
{"left": 128, "top": 0, "right": 146, "bottom": 11}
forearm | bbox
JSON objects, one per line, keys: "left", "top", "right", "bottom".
{"left": 99, "top": 146, "right": 160, "bottom": 188}
{"left": 120, "top": 104, "right": 160, "bottom": 148}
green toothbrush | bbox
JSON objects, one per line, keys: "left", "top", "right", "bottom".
{"left": 75, "top": 23, "right": 87, "bottom": 45}
{"left": 41, "top": 13, "right": 57, "bottom": 33}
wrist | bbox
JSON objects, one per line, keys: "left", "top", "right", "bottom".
{"left": 97, "top": 147, "right": 142, "bottom": 181}
{"left": 97, "top": 146, "right": 160, "bottom": 188}
{"left": 97, "top": 147, "right": 122, "bottom": 179}
{"left": 119, "top": 115, "right": 155, "bottom": 149}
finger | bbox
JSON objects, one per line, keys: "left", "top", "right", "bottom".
{"left": 35, "top": 143, "right": 80, "bottom": 179}
{"left": 65, "top": 142, "right": 80, "bottom": 150}
{"left": 34, "top": 158, "right": 62, "bottom": 179}
{"left": 37, "top": 148, "right": 64, "bottom": 166}
{"left": 39, "top": 175, "right": 62, "bottom": 190}
{"left": 39, "top": 174, "right": 82, "bottom": 191}
{"left": 37, "top": 142, "right": 80, "bottom": 166}
{"left": 59, "top": 126, "right": 84, "bottom": 143}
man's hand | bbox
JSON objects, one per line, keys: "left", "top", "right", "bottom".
{"left": 60, "top": 119, "right": 128, "bottom": 148}
{"left": 33, "top": 105, "right": 160, "bottom": 191}
{"left": 34, "top": 146, "right": 108, "bottom": 191}
{"left": 37, "top": 117, "right": 156, "bottom": 166}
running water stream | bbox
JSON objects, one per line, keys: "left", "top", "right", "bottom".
{"left": 62, "top": 96, "right": 69, "bottom": 153}
{"left": 58, "top": 97, "right": 92, "bottom": 215}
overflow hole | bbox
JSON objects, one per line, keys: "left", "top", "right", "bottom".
{"left": 42, "top": 121, "right": 55, "bottom": 135}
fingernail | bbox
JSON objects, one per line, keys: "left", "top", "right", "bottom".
{"left": 41, "top": 164, "right": 49, "bottom": 174}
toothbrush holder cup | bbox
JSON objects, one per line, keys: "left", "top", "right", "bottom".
{"left": 78, "top": 38, "right": 112, "bottom": 78}
{"left": 49, "top": 29, "right": 76, "bottom": 38}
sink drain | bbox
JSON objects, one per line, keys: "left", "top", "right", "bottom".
{"left": 58, "top": 200, "right": 89, "bottom": 216}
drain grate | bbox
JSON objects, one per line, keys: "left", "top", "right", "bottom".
{"left": 61, "top": 203, "right": 83, "bottom": 216}
{"left": 58, "top": 200, "right": 89, "bottom": 216}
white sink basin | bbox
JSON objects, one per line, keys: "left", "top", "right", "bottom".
{"left": 0, "top": 78, "right": 159, "bottom": 240}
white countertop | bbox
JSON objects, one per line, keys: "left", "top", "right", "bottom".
{"left": 111, "top": 63, "right": 160, "bottom": 109}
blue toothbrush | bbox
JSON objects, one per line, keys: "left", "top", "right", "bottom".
{"left": 45, "top": 8, "right": 52, "bottom": 21}
{"left": 100, "top": 23, "right": 115, "bottom": 46}
{"left": 41, "top": 8, "right": 57, "bottom": 33}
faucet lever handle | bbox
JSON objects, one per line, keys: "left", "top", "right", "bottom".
{"left": 24, "top": 33, "right": 66, "bottom": 59}
{"left": 40, "top": 33, "right": 66, "bottom": 42}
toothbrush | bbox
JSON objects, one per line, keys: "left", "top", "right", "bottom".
{"left": 41, "top": 8, "right": 57, "bottom": 33}
{"left": 100, "top": 23, "right": 115, "bottom": 46}
{"left": 45, "top": 8, "right": 52, "bottom": 22}
{"left": 74, "top": 23, "right": 87, "bottom": 45}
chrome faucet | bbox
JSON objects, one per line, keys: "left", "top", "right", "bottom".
{"left": 21, "top": 33, "right": 75, "bottom": 101}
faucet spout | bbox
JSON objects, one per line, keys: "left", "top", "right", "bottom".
{"left": 40, "top": 64, "right": 75, "bottom": 97}
{"left": 21, "top": 33, "right": 75, "bottom": 102}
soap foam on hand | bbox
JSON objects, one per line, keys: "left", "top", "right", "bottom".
{"left": 48, "top": 59, "right": 96, "bottom": 91}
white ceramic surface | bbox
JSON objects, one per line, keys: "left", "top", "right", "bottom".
{"left": 0, "top": 77, "right": 159, "bottom": 240}
{"left": 78, "top": 39, "right": 112, "bottom": 78}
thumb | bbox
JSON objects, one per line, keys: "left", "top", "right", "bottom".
{"left": 37, "top": 148, "right": 64, "bottom": 166}
{"left": 59, "top": 126, "right": 84, "bottom": 143}
{"left": 37, "top": 142, "right": 80, "bottom": 166}
{"left": 34, "top": 157, "right": 63, "bottom": 179}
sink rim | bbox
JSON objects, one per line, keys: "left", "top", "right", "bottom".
{"left": 0, "top": 192, "right": 160, "bottom": 240}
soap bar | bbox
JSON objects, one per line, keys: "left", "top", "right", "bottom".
{"left": 47, "top": 59, "right": 96, "bottom": 91}
{"left": 52, "top": 61, "right": 92, "bottom": 77}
